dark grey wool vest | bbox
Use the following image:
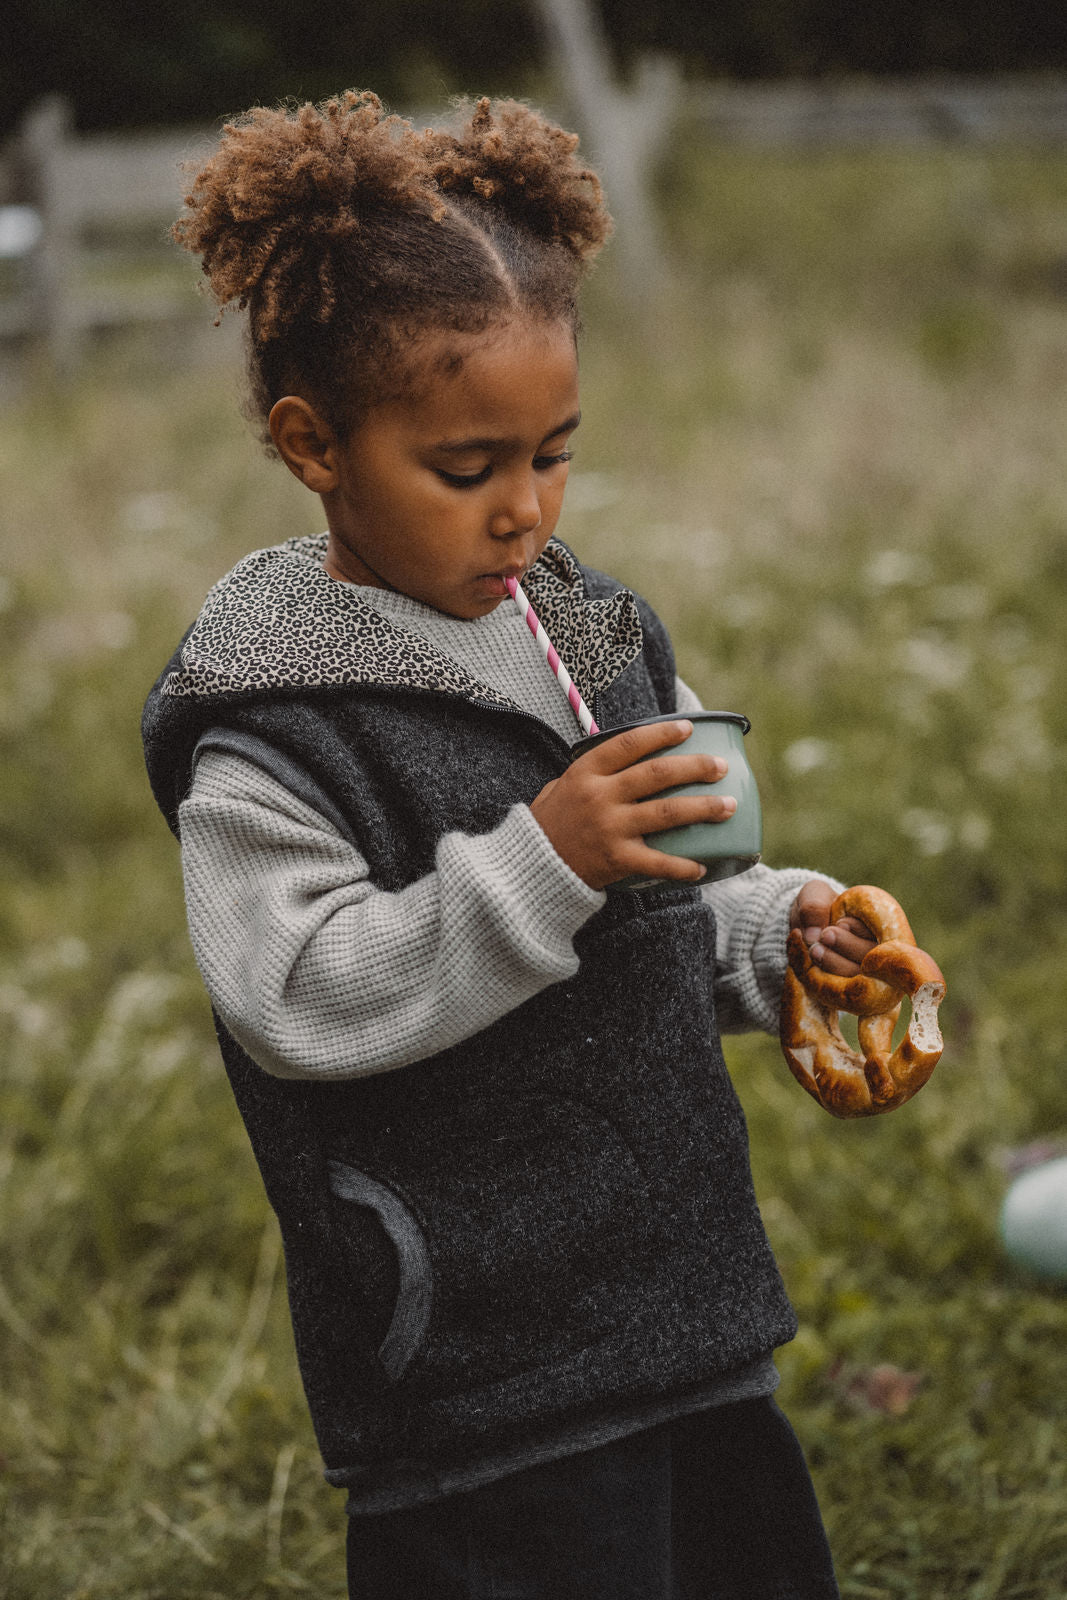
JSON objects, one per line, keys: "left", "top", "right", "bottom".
{"left": 142, "top": 536, "right": 796, "bottom": 1508}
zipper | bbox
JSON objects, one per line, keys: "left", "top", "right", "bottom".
{"left": 464, "top": 693, "right": 585, "bottom": 767}
{"left": 352, "top": 672, "right": 583, "bottom": 768}
{"left": 373, "top": 673, "right": 582, "bottom": 770}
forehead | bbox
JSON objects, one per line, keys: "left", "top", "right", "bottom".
{"left": 389, "top": 319, "right": 580, "bottom": 440}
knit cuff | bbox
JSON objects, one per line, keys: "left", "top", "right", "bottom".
{"left": 466, "top": 804, "right": 606, "bottom": 974}
{"left": 712, "top": 866, "right": 844, "bottom": 1034}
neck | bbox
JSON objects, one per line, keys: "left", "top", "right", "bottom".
{"left": 323, "top": 534, "right": 397, "bottom": 591}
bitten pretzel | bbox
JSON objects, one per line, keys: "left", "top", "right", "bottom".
{"left": 780, "top": 886, "right": 946, "bottom": 1119}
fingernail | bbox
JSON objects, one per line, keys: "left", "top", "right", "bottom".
{"left": 803, "top": 925, "right": 820, "bottom": 945}
{"left": 810, "top": 942, "right": 825, "bottom": 962}
{"left": 720, "top": 797, "right": 737, "bottom": 817}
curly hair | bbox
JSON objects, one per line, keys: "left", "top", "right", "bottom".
{"left": 174, "top": 91, "right": 611, "bottom": 445}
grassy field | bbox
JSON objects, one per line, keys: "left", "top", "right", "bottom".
{"left": 2, "top": 140, "right": 1067, "bottom": 1597}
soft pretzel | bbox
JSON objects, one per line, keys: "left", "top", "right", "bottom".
{"left": 780, "top": 885, "right": 946, "bottom": 1119}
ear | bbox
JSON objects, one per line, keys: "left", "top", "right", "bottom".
{"left": 269, "top": 397, "right": 340, "bottom": 493}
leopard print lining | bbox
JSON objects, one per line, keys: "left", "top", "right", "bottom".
{"left": 162, "top": 534, "right": 643, "bottom": 709}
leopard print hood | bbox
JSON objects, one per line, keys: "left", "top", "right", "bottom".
{"left": 162, "top": 533, "right": 643, "bottom": 710}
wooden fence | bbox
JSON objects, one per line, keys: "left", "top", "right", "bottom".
{"left": 2, "top": 77, "right": 1067, "bottom": 369}
{"left": 0, "top": 97, "right": 215, "bottom": 369}
{"left": 689, "top": 73, "right": 1067, "bottom": 145}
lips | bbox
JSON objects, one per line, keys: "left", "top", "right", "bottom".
{"left": 476, "top": 566, "right": 525, "bottom": 597}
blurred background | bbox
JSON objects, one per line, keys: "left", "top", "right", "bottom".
{"left": 2, "top": 4, "right": 1066, "bottom": 1596}
{"left": 4, "top": 0, "right": 1067, "bottom": 133}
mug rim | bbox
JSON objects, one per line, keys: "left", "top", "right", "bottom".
{"left": 571, "top": 709, "right": 751, "bottom": 759}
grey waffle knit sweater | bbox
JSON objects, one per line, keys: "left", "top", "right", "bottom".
{"left": 180, "top": 582, "right": 833, "bottom": 1083}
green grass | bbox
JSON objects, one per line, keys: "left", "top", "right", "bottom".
{"left": 2, "top": 140, "right": 1067, "bottom": 1596}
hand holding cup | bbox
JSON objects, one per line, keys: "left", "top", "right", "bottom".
{"left": 530, "top": 717, "right": 744, "bottom": 891}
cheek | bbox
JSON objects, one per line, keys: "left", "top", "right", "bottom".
{"left": 544, "top": 477, "right": 569, "bottom": 522}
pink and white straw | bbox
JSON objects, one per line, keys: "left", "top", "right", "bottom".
{"left": 506, "top": 575, "right": 600, "bottom": 738}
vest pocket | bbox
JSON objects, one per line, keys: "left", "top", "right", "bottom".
{"left": 336, "top": 1093, "right": 659, "bottom": 1391}
{"left": 326, "top": 1160, "right": 433, "bottom": 1384}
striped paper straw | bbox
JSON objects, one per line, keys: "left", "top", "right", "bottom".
{"left": 506, "top": 575, "right": 599, "bottom": 738}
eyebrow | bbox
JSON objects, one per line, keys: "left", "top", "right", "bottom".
{"left": 432, "top": 411, "right": 581, "bottom": 454}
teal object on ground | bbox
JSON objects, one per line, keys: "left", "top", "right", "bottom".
{"left": 1000, "top": 1156, "right": 1067, "bottom": 1280}
{"left": 572, "top": 711, "right": 762, "bottom": 891}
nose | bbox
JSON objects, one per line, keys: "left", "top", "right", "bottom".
{"left": 489, "top": 469, "right": 541, "bottom": 540}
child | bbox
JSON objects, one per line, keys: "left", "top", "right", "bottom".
{"left": 143, "top": 92, "right": 879, "bottom": 1598}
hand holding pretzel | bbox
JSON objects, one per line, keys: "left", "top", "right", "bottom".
{"left": 781, "top": 885, "right": 946, "bottom": 1119}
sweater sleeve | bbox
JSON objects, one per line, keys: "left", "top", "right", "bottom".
{"left": 674, "top": 674, "right": 843, "bottom": 1034}
{"left": 705, "top": 864, "right": 843, "bottom": 1034}
{"left": 180, "top": 750, "right": 605, "bottom": 1080}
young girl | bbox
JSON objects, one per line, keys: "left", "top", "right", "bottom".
{"left": 143, "top": 92, "right": 879, "bottom": 1598}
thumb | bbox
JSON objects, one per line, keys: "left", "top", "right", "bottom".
{"left": 789, "top": 878, "right": 837, "bottom": 935}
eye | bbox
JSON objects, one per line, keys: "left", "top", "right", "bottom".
{"left": 534, "top": 450, "right": 573, "bottom": 471}
{"left": 435, "top": 465, "right": 492, "bottom": 489}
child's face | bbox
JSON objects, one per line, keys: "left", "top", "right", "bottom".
{"left": 320, "top": 318, "right": 581, "bottom": 618}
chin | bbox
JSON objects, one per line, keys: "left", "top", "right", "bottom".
{"left": 456, "top": 595, "right": 505, "bottom": 619}
{"left": 422, "top": 594, "right": 497, "bottom": 620}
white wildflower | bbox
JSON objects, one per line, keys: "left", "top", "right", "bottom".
{"left": 958, "top": 813, "right": 992, "bottom": 851}
{"left": 783, "top": 738, "right": 835, "bottom": 775}
{"left": 896, "top": 633, "right": 971, "bottom": 690}
{"left": 865, "top": 550, "right": 930, "bottom": 589}
{"left": 900, "top": 808, "right": 953, "bottom": 856}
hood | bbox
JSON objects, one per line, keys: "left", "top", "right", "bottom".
{"left": 161, "top": 533, "right": 643, "bottom": 710}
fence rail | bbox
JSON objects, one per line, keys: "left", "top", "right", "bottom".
{"left": 3, "top": 76, "right": 1067, "bottom": 369}
{"left": 689, "top": 73, "right": 1067, "bottom": 145}
{"left": 0, "top": 97, "right": 214, "bottom": 367}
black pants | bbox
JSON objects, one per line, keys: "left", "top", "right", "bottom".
{"left": 345, "top": 1397, "right": 840, "bottom": 1599}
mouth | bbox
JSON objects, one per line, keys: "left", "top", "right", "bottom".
{"left": 476, "top": 566, "right": 526, "bottom": 597}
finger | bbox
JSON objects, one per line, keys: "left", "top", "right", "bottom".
{"left": 834, "top": 916, "right": 876, "bottom": 941}
{"left": 807, "top": 943, "right": 865, "bottom": 978}
{"left": 636, "top": 792, "right": 738, "bottom": 834}
{"left": 615, "top": 751, "right": 728, "bottom": 801}
{"left": 577, "top": 720, "right": 695, "bottom": 776}
{"left": 819, "top": 923, "right": 877, "bottom": 964}
{"left": 623, "top": 842, "right": 710, "bottom": 884}
{"left": 790, "top": 879, "right": 837, "bottom": 933}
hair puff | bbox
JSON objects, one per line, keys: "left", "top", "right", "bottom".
{"left": 424, "top": 98, "right": 611, "bottom": 263}
{"left": 174, "top": 91, "right": 440, "bottom": 336}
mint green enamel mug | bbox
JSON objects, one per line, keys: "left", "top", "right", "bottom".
{"left": 571, "top": 711, "right": 762, "bottom": 891}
